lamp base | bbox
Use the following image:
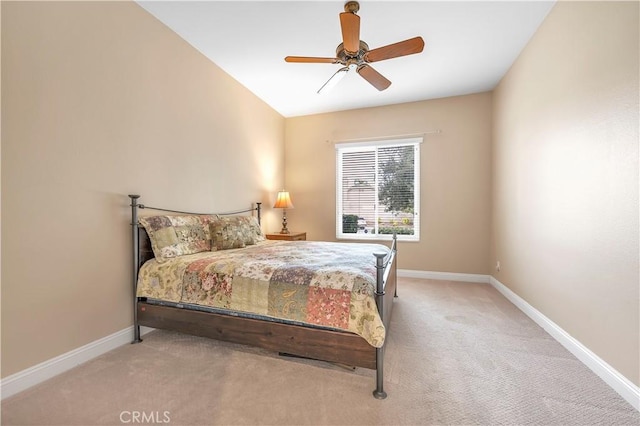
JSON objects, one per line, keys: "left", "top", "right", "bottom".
{"left": 280, "top": 210, "right": 290, "bottom": 234}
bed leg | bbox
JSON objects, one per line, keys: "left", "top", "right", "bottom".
{"left": 132, "top": 298, "right": 142, "bottom": 343}
{"left": 373, "top": 346, "right": 387, "bottom": 399}
{"left": 133, "top": 324, "right": 142, "bottom": 344}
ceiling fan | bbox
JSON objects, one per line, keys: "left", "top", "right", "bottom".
{"left": 284, "top": 1, "right": 425, "bottom": 93}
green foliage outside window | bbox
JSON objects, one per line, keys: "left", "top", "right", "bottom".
{"left": 378, "top": 227, "right": 414, "bottom": 235}
{"left": 378, "top": 146, "right": 415, "bottom": 213}
{"left": 342, "top": 214, "right": 359, "bottom": 233}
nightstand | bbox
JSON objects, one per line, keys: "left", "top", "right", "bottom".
{"left": 265, "top": 232, "right": 306, "bottom": 241}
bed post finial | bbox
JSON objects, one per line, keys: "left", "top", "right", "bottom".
{"left": 256, "top": 202, "right": 262, "bottom": 225}
{"left": 129, "top": 194, "right": 143, "bottom": 344}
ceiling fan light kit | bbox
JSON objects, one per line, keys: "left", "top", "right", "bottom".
{"left": 317, "top": 66, "right": 351, "bottom": 94}
{"left": 285, "top": 1, "right": 425, "bottom": 93}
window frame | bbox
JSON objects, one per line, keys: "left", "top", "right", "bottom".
{"left": 335, "top": 137, "right": 421, "bottom": 242}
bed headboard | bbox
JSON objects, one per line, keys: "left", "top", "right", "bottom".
{"left": 128, "top": 194, "right": 262, "bottom": 270}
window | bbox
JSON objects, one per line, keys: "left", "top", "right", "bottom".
{"left": 336, "top": 137, "right": 420, "bottom": 241}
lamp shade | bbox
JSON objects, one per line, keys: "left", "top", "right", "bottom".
{"left": 273, "top": 191, "right": 294, "bottom": 209}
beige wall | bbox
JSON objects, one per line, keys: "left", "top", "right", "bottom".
{"left": 285, "top": 93, "right": 492, "bottom": 273}
{"left": 492, "top": 1, "right": 639, "bottom": 385}
{"left": 1, "top": 1, "right": 284, "bottom": 378}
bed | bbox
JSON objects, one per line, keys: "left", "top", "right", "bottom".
{"left": 128, "top": 194, "right": 397, "bottom": 398}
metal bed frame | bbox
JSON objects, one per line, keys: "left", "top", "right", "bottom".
{"left": 128, "top": 194, "right": 397, "bottom": 399}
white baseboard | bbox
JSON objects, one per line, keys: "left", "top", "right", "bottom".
{"left": 489, "top": 276, "right": 640, "bottom": 411}
{"left": 1, "top": 326, "right": 154, "bottom": 400}
{"left": 398, "top": 269, "right": 490, "bottom": 283}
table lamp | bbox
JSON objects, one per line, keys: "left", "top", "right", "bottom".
{"left": 273, "top": 190, "right": 294, "bottom": 234}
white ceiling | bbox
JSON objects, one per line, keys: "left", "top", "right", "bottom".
{"left": 138, "top": 1, "right": 555, "bottom": 118}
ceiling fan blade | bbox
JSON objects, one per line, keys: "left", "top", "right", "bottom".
{"left": 339, "top": 12, "right": 360, "bottom": 53}
{"left": 364, "top": 36, "right": 425, "bottom": 63}
{"left": 285, "top": 56, "right": 338, "bottom": 64}
{"left": 357, "top": 65, "right": 391, "bottom": 91}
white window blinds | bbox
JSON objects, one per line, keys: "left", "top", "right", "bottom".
{"left": 336, "top": 137, "right": 421, "bottom": 241}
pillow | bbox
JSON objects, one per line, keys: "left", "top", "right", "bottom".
{"left": 139, "top": 215, "right": 215, "bottom": 262}
{"left": 198, "top": 214, "right": 220, "bottom": 241}
{"left": 244, "top": 215, "right": 266, "bottom": 243}
{"left": 210, "top": 216, "right": 264, "bottom": 250}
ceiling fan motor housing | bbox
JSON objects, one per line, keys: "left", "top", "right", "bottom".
{"left": 336, "top": 40, "right": 369, "bottom": 66}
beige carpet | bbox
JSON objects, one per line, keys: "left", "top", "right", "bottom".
{"left": 2, "top": 278, "right": 638, "bottom": 425}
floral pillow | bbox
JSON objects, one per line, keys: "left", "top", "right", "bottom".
{"left": 244, "top": 216, "right": 266, "bottom": 243}
{"left": 139, "top": 215, "right": 216, "bottom": 262}
{"left": 210, "top": 216, "right": 264, "bottom": 250}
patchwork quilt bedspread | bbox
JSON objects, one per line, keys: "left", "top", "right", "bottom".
{"left": 137, "top": 240, "right": 389, "bottom": 347}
